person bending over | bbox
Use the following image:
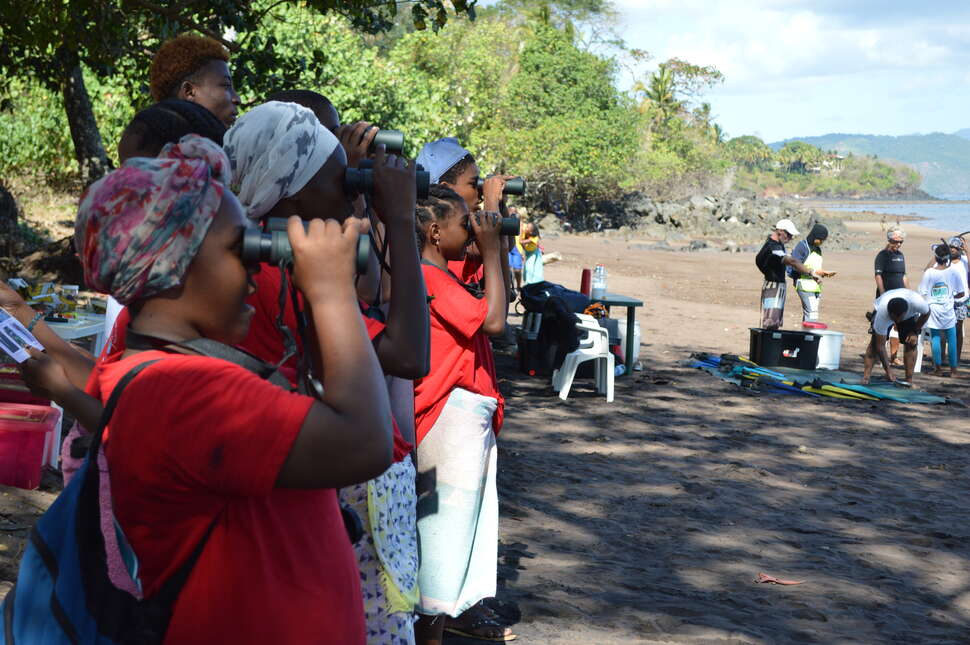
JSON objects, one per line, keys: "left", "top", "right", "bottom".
{"left": 863, "top": 289, "right": 930, "bottom": 386}
{"left": 25, "top": 135, "right": 391, "bottom": 643}
{"left": 149, "top": 33, "right": 240, "bottom": 127}
{"left": 874, "top": 228, "right": 908, "bottom": 364}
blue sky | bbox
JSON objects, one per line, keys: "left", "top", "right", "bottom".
{"left": 608, "top": 0, "right": 970, "bottom": 142}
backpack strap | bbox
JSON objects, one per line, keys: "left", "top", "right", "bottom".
{"left": 86, "top": 358, "right": 162, "bottom": 459}
{"left": 85, "top": 358, "right": 218, "bottom": 643}
{"left": 124, "top": 329, "right": 294, "bottom": 390}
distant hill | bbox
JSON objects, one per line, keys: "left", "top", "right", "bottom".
{"left": 770, "top": 132, "right": 970, "bottom": 197}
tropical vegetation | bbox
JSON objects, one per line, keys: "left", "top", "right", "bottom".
{"left": 0, "top": 0, "right": 923, "bottom": 232}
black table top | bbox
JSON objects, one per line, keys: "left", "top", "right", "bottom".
{"left": 592, "top": 293, "right": 644, "bottom": 307}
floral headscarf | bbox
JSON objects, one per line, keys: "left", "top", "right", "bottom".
{"left": 74, "top": 134, "right": 231, "bottom": 305}
{"left": 223, "top": 100, "right": 340, "bottom": 221}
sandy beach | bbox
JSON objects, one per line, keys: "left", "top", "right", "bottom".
{"left": 3, "top": 217, "right": 970, "bottom": 643}
{"left": 480, "top": 218, "right": 970, "bottom": 644}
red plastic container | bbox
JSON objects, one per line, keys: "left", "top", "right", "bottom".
{"left": 802, "top": 321, "right": 828, "bottom": 330}
{"left": 580, "top": 268, "right": 592, "bottom": 296}
{"left": 0, "top": 403, "right": 60, "bottom": 489}
{"left": 0, "top": 371, "right": 50, "bottom": 406}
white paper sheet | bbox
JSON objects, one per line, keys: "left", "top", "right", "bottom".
{"left": 0, "top": 309, "right": 44, "bottom": 363}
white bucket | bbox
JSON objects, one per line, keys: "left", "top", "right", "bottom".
{"left": 616, "top": 319, "right": 642, "bottom": 366}
{"left": 812, "top": 329, "right": 844, "bottom": 370}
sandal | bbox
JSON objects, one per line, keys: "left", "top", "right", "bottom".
{"left": 444, "top": 602, "right": 517, "bottom": 642}
{"left": 443, "top": 617, "right": 517, "bottom": 642}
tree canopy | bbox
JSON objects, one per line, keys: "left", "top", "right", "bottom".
{"left": 0, "top": 0, "right": 923, "bottom": 215}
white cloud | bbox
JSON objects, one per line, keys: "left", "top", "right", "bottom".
{"left": 613, "top": 0, "right": 970, "bottom": 140}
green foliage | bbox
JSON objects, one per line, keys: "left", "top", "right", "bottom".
{"left": 734, "top": 148, "right": 923, "bottom": 198}
{"left": 0, "top": 0, "right": 920, "bottom": 220}
{"left": 725, "top": 135, "right": 772, "bottom": 169}
{"left": 772, "top": 132, "right": 968, "bottom": 196}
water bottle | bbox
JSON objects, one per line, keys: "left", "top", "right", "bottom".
{"left": 591, "top": 264, "right": 607, "bottom": 300}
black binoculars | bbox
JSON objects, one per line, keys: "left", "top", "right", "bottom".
{"left": 369, "top": 129, "right": 404, "bottom": 155}
{"left": 242, "top": 218, "right": 369, "bottom": 275}
{"left": 345, "top": 159, "right": 431, "bottom": 199}
{"left": 476, "top": 176, "right": 526, "bottom": 196}
{"left": 465, "top": 213, "right": 521, "bottom": 237}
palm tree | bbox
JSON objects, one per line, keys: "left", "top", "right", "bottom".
{"left": 644, "top": 63, "right": 680, "bottom": 124}
{"left": 712, "top": 123, "right": 725, "bottom": 144}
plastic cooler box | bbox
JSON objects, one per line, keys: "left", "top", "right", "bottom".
{"left": 749, "top": 328, "right": 819, "bottom": 369}
{"left": 0, "top": 403, "right": 61, "bottom": 489}
{"left": 811, "top": 329, "right": 844, "bottom": 370}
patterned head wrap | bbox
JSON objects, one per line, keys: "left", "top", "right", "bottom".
{"left": 223, "top": 100, "right": 340, "bottom": 220}
{"left": 74, "top": 134, "right": 230, "bottom": 305}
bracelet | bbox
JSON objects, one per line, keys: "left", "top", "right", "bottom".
{"left": 26, "top": 311, "right": 44, "bottom": 332}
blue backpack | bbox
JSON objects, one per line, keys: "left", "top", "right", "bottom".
{"left": 1, "top": 359, "right": 212, "bottom": 644}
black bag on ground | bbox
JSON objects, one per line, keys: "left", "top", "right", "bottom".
{"left": 518, "top": 281, "right": 589, "bottom": 376}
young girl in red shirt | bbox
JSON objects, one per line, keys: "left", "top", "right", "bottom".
{"left": 411, "top": 187, "right": 509, "bottom": 644}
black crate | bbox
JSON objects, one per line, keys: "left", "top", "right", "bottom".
{"left": 749, "top": 328, "right": 819, "bottom": 369}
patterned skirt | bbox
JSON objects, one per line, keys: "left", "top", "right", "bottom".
{"left": 341, "top": 456, "right": 419, "bottom": 645}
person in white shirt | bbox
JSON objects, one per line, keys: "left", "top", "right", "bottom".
{"left": 919, "top": 243, "right": 968, "bottom": 376}
{"left": 863, "top": 288, "right": 930, "bottom": 386}
{"left": 947, "top": 236, "right": 970, "bottom": 360}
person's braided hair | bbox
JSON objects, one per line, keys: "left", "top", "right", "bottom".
{"left": 438, "top": 153, "right": 476, "bottom": 185}
{"left": 415, "top": 185, "right": 465, "bottom": 250}
{"left": 121, "top": 99, "right": 227, "bottom": 158}
{"left": 149, "top": 34, "right": 230, "bottom": 102}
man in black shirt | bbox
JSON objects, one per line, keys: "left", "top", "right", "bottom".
{"left": 873, "top": 228, "right": 907, "bottom": 362}
{"left": 755, "top": 219, "right": 826, "bottom": 329}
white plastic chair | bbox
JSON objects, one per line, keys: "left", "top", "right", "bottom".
{"left": 551, "top": 313, "right": 615, "bottom": 402}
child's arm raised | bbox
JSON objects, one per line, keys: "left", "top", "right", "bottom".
{"left": 276, "top": 216, "right": 394, "bottom": 489}
{"left": 470, "top": 205, "right": 508, "bottom": 337}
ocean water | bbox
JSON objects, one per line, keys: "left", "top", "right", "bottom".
{"left": 821, "top": 195, "right": 970, "bottom": 233}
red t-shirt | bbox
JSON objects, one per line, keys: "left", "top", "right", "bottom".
{"left": 239, "top": 264, "right": 412, "bottom": 460}
{"left": 413, "top": 263, "right": 503, "bottom": 445}
{"left": 91, "top": 351, "right": 365, "bottom": 645}
{"left": 100, "top": 306, "right": 131, "bottom": 360}
{"left": 449, "top": 257, "right": 484, "bottom": 284}
{"left": 446, "top": 258, "right": 505, "bottom": 434}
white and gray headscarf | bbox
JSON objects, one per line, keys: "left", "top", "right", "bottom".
{"left": 223, "top": 100, "right": 340, "bottom": 220}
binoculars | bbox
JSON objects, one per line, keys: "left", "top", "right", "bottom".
{"left": 345, "top": 159, "right": 431, "bottom": 199}
{"left": 465, "top": 213, "right": 521, "bottom": 237}
{"left": 370, "top": 129, "right": 404, "bottom": 155}
{"left": 242, "top": 218, "right": 369, "bottom": 275}
{"left": 477, "top": 176, "right": 526, "bottom": 196}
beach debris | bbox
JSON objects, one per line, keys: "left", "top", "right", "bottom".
{"left": 755, "top": 572, "right": 805, "bottom": 585}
